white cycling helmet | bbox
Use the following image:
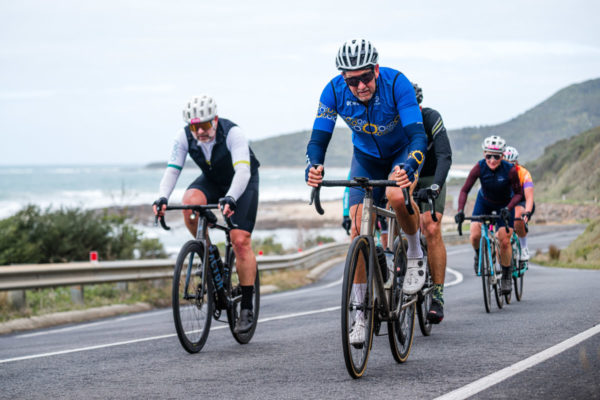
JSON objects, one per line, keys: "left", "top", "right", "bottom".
{"left": 336, "top": 39, "right": 378, "bottom": 71}
{"left": 503, "top": 146, "right": 519, "bottom": 162}
{"left": 182, "top": 94, "right": 217, "bottom": 124}
{"left": 482, "top": 135, "right": 506, "bottom": 153}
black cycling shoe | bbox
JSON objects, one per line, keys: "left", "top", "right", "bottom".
{"left": 234, "top": 309, "right": 254, "bottom": 334}
{"left": 501, "top": 276, "right": 512, "bottom": 295}
{"left": 427, "top": 300, "right": 444, "bottom": 324}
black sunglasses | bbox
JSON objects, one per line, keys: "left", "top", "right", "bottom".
{"left": 344, "top": 70, "right": 375, "bottom": 87}
{"left": 485, "top": 154, "right": 502, "bottom": 160}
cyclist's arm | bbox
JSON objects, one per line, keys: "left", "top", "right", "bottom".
{"left": 158, "top": 130, "right": 188, "bottom": 199}
{"left": 522, "top": 168, "right": 535, "bottom": 213}
{"left": 394, "top": 75, "right": 427, "bottom": 172}
{"left": 306, "top": 82, "right": 338, "bottom": 179}
{"left": 225, "top": 126, "right": 252, "bottom": 201}
{"left": 506, "top": 166, "right": 523, "bottom": 210}
{"left": 457, "top": 163, "right": 480, "bottom": 212}
{"left": 427, "top": 109, "right": 452, "bottom": 187}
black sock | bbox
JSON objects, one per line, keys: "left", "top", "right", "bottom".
{"left": 501, "top": 265, "right": 512, "bottom": 278}
{"left": 241, "top": 285, "right": 254, "bottom": 310}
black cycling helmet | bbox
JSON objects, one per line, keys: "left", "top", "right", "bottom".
{"left": 412, "top": 83, "right": 423, "bottom": 104}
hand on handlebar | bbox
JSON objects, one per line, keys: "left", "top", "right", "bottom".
{"left": 392, "top": 165, "right": 412, "bottom": 188}
{"left": 500, "top": 207, "right": 511, "bottom": 222}
{"left": 342, "top": 216, "right": 351, "bottom": 235}
{"left": 306, "top": 164, "right": 324, "bottom": 188}
{"left": 152, "top": 197, "right": 168, "bottom": 217}
{"left": 454, "top": 210, "right": 465, "bottom": 224}
{"left": 218, "top": 196, "right": 237, "bottom": 218}
{"left": 522, "top": 211, "right": 531, "bottom": 224}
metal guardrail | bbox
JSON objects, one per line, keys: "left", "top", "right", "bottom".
{"left": 0, "top": 242, "right": 348, "bottom": 291}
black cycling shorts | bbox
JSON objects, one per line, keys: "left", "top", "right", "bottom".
{"left": 187, "top": 173, "right": 259, "bottom": 233}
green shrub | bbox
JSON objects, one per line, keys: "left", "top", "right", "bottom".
{"left": 0, "top": 205, "right": 166, "bottom": 265}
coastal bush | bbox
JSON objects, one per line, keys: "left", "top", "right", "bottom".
{"left": 0, "top": 205, "right": 166, "bottom": 265}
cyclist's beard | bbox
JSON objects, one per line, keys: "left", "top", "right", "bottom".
{"left": 194, "top": 129, "right": 216, "bottom": 142}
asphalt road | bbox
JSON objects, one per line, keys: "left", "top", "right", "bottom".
{"left": 1, "top": 225, "right": 598, "bottom": 400}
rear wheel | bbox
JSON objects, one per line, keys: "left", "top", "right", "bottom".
{"left": 341, "top": 236, "right": 374, "bottom": 379}
{"left": 227, "top": 250, "right": 260, "bottom": 344}
{"left": 480, "top": 240, "right": 492, "bottom": 313}
{"left": 388, "top": 236, "right": 416, "bottom": 362}
{"left": 172, "top": 241, "right": 213, "bottom": 353}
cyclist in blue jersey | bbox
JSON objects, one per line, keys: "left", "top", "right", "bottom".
{"left": 455, "top": 136, "right": 523, "bottom": 295}
{"left": 305, "top": 39, "right": 428, "bottom": 346}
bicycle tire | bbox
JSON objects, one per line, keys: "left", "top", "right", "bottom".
{"left": 514, "top": 262, "right": 524, "bottom": 301}
{"left": 227, "top": 249, "right": 260, "bottom": 344}
{"left": 388, "top": 236, "right": 416, "bottom": 363}
{"left": 172, "top": 240, "right": 213, "bottom": 353}
{"left": 505, "top": 238, "right": 519, "bottom": 304}
{"left": 416, "top": 242, "right": 432, "bottom": 336}
{"left": 341, "top": 236, "right": 375, "bottom": 379}
{"left": 480, "top": 239, "right": 492, "bottom": 313}
{"left": 491, "top": 237, "right": 504, "bottom": 309}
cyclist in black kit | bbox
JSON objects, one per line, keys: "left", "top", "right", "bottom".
{"left": 411, "top": 83, "right": 452, "bottom": 323}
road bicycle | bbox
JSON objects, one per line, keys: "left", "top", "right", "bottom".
{"left": 457, "top": 213, "right": 507, "bottom": 313}
{"left": 311, "top": 176, "right": 418, "bottom": 379}
{"left": 156, "top": 205, "right": 260, "bottom": 353}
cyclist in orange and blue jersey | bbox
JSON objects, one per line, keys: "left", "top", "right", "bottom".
{"left": 504, "top": 146, "right": 535, "bottom": 261}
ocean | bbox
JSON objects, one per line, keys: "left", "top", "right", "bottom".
{"left": 0, "top": 164, "right": 469, "bottom": 254}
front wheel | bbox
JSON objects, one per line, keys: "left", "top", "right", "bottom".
{"left": 227, "top": 250, "right": 260, "bottom": 344}
{"left": 481, "top": 240, "right": 492, "bottom": 313}
{"left": 388, "top": 236, "right": 416, "bottom": 362}
{"left": 341, "top": 236, "right": 375, "bottom": 379}
{"left": 172, "top": 241, "right": 213, "bottom": 353}
{"left": 513, "top": 261, "right": 525, "bottom": 301}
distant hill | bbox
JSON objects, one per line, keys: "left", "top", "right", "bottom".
{"left": 524, "top": 125, "right": 600, "bottom": 203}
{"left": 147, "top": 78, "right": 600, "bottom": 169}
{"left": 250, "top": 78, "right": 600, "bottom": 167}
{"left": 449, "top": 78, "right": 600, "bottom": 163}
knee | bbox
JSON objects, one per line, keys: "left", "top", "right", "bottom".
{"left": 232, "top": 233, "right": 252, "bottom": 254}
{"left": 422, "top": 219, "right": 440, "bottom": 240}
{"left": 386, "top": 188, "right": 406, "bottom": 211}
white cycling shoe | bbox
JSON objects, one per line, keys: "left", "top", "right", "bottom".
{"left": 520, "top": 247, "right": 530, "bottom": 261}
{"left": 403, "top": 257, "right": 426, "bottom": 295}
{"left": 349, "top": 314, "right": 366, "bottom": 346}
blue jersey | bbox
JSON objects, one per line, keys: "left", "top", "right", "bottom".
{"left": 306, "top": 67, "right": 427, "bottom": 172}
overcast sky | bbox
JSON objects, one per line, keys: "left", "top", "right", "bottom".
{"left": 1, "top": 0, "right": 599, "bottom": 165}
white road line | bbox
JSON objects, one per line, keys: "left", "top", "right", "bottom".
{"left": 445, "top": 267, "right": 463, "bottom": 287}
{"left": 434, "top": 323, "right": 600, "bottom": 400}
{"left": 0, "top": 306, "right": 340, "bottom": 364}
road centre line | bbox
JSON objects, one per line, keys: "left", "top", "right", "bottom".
{"left": 434, "top": 323, "right": 600, "bottom": 400}
{"left": 0, "top": 306, "right": 340, "bottom": 364}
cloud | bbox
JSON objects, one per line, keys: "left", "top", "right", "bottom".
{"left": 0, "top": 90, "right": 57, "bottom": 100}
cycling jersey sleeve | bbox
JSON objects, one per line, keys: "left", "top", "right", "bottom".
{"left": 458, "top": 163, "right": 481, "bottom": 212}
{"left": 225, "top": 126, "right": 251, "bottom": 201}
{"left": 159, "top": 130, "right": 188, "bottom": 199}
{"left": 428, "top": 110, "right": 452, "bottom": 187}
{"left": 306, "top": 82, "right": 338, "bottom": 176}
{"left": 394, "top": 75, "right": 427, "bottom": 172}
{"left": 506, "top": 166, "right": 523, "bottom": 210}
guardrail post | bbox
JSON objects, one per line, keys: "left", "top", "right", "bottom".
{"left": 70, "top": 285, "right": 84, "bottom": 305}
{"left": 8, "top": 290, "right": 26, "bottom": 310}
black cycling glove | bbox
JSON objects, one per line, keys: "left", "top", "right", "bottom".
{"left": 455, "top": 210, "right": 465, "bottom": 224}
{"left": 342, "top": 216, "right": 351, "bottom": 235}
{"left": 218, "top": 196, "right": 237, "bottom": 212}
{"left": 153, "top": 197, "right": 168, "bottom": 214}
{"left": 500, "top": 207, "right": 511, "bottom": 222}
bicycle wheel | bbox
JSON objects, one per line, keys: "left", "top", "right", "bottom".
{"left": 388, "top": 236, "right": 416, "bottom": 362}
{"left": 492, "top": 240, "right": 504, "bottom": 309}
{"left": 172, "top": 241, "right": 213, "bottom": 353}
{"left": 341, "top": 236, "right": 375, "bottom": 379}
{"left": 416, "top": 242, "right": 432, "bottom": 336}
{"left": 480, "top": 239, "right": 492, "bottom": 313}
{"left": 227, "top": 250, "right": 260, "bottom": 344}
{"left": 505, "top": 239, "right": 519, "bottom": 304}
{"left": 513, "top": 261, "right": 525, "bottom": 301}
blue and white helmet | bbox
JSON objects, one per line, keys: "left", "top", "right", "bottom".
{"left": 336, "top": 39, "right": 378, "bottom": 71}
{"left": 503, "top": 146, "right": 519, "bottom": 162}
